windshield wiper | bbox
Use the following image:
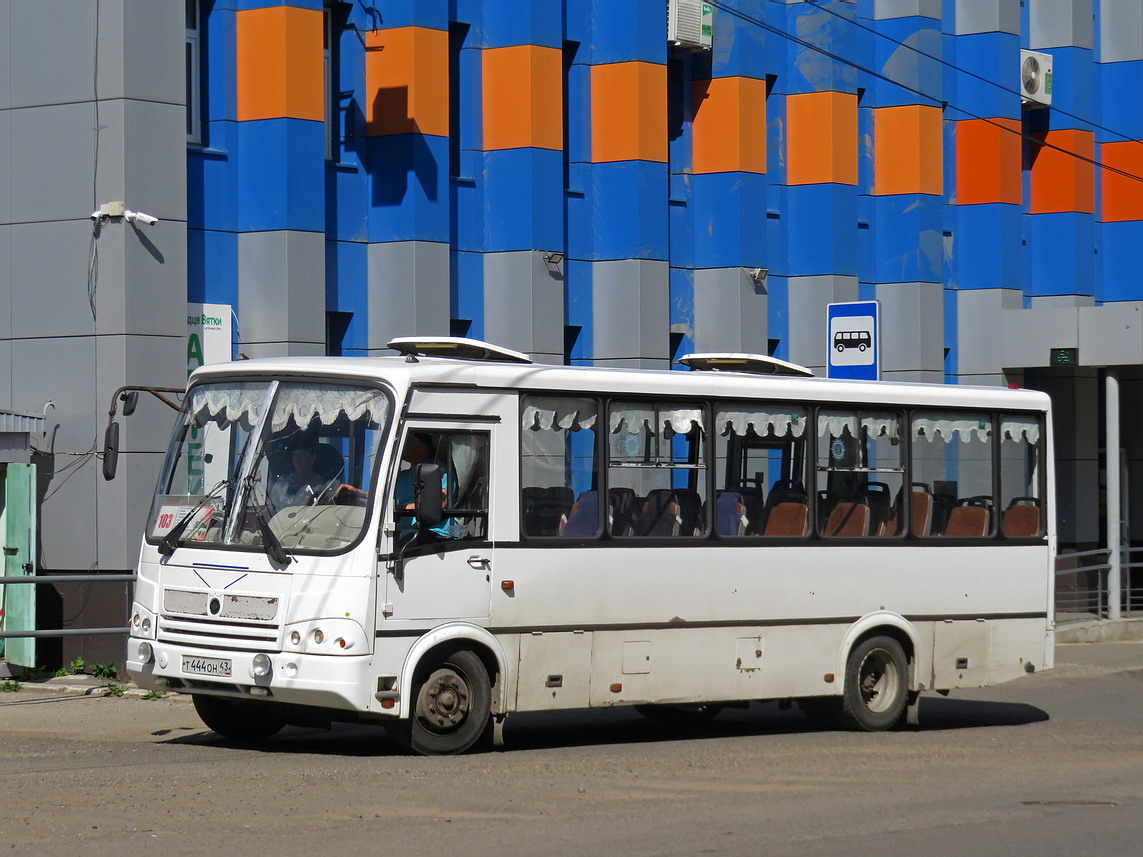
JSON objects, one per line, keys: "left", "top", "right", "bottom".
{"left": 244, "top": 474, "right": 290, "bottom": 565}
{"left": 157, "top": 479, "right": 231, "bottom": 557}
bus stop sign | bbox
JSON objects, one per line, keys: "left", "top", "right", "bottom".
{"left": 827, "top": 300, "right": 880, "bottom": 381}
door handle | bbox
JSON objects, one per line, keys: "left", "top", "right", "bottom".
{"left": 467, "top": 555, "right": 490, "bottom": 569}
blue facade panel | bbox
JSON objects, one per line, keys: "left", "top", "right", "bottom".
{"left": 766, "top": 274, "right": 790, "bottom": 361}
{"left": 366, "top": 133, "right": 451, "bottom": 243}
{"left": 870, "top": 16, "right": 943, "bottom": 108}
{"left": 582, "top": 0, "right": 668, "bottom": 65}
{"left": 870, "top": 194, "right": 943, "bottom": 283}
{"left": 482, "top": 148, "right": 565, "bottom": 252}
{"left": 1043, "top": 47, "right": 1095, "bottom": 129}
{"left": 945, "top": 31, "right": 1020, "bottom": 119}
{"left": 1024, "top": 212, "right": 1096, "bottom": 298}
{"left": 780, "top": 1, "right": 859, "bottom": 96}
{"left": 786, "top": 184, "right": 859, "bottom": 277}
{"left": 566, "top": 258, "right": 593, "bottom": 364}
{"left": 668, "top": 173, "right": 695, "bottom": 272}
{"left": 589, "top": 161, "right": 669, "bottom": 261}
{"left": 1099, "top": 222, "right": 1143, "bottom": 303}
{"left": 189, "top": 121, "right": 239, "bottom": 233}
{"left": 357, "top": 0, "right": 448, "bottom": 30}
{"left": 451, "top": 249, "right": 485, "bottom": 340}
{"left": 691, "top": 172, "right": 768, "bottom": 270}
{"left": 325, "top": 239, "right": 368, "bottom": 353}
{"left": 1097, "top": 60, "right": 1143, "bottom": 142}
{"left": 708, "top": 2, "right": 769, "bottom": 80}
{"left": 236, "top": 119, "right": 325, "bottom": 233}
{"left": 669, "top": 266, "right": 694, "bottom": 362}
{"left": 187, "top": 228, "right": 238, "bottom": 309}
{"left": 952, "top": 203, "right": 1021, "bottom": 290}
{"left": 479, "top": 0, "right": 562, "bottom": 48}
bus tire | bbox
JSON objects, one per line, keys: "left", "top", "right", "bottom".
{"left": 192, "top": 694, "right": 285, "bottom": 741}
{"left": 837, "top": 635, "right": 908, "bottom": 732}
{"left": 405, "top": 649, "right": 491, "bottom": 755}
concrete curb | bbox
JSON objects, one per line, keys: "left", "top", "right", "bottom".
{"left": 1055, "top": 617, "right": 1143, "bottom": 644}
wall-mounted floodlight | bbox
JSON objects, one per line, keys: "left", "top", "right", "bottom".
{"left": 543, "top": 251, "right": 564, "bottom": 265}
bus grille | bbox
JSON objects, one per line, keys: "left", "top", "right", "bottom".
{"left": 159, "top": 588, "right": 281, "bottom": 651}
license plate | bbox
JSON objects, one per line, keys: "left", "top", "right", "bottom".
{"left": 182, "top": 655, "right": 232, "bottom": 677}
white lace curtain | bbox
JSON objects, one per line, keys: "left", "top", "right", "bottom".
{"left": 609, "top": 404, "right": 704, "bottom": 436}
{"left": 1000, "top": 415, "right": 1040, "bottom": 445}
{"left": 716, "top": 407, "right": 808, "bottom": 438}
{"left": 190, "top": 382, "right": 388, "bottom": 431}
{"left": 819, "top": 411, "right": 901, "bottom": 440}
{"left": 522, "top": 397, "right": 598, "bottom": 431}
{"left": 912, "top": 411, "right": 992, "bottom": 443}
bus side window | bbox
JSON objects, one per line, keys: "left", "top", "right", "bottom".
{"left": 816, "top": 410, "right": 904, "bottom": 538}
{"left": 912, "top": 411, "right": 995, "bottom": 538}
{"left": 713, "top": 404, "right": 809, "bottom": 538}
{"left": 521, "top": 396, "right": 599, "bottom": 539}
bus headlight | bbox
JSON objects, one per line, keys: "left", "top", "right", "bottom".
{"left": 130, "top": 603, "right": 157, "bottom": 640}
{"left": 283, "top": 618, "right": 368, "bottom": 655}
{"left": 136, "top": 641, "right": 154, "bottom": 664}
{"left": 251, "top": 653, "right": 273, "bottom": 678}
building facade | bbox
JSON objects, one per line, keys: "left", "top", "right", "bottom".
{"left": 2, "top": 0, "right": 1143, "bottom": 662}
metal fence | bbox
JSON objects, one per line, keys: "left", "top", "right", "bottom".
{"left": 1055, "top": 548, "right": 1143, "bottom": 621}
{"left": 0, "top": 574, "right": 133, "bottom": 640}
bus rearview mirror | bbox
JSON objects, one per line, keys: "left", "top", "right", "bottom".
{"left": 102, "top": 421, "right": 120, "bottom": 481}
{"left": 415, "top": 463, "right": 444, "bottom": 527}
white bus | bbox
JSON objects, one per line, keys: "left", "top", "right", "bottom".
{"left": 124, "top": 338, "right": 1054, "bottom": 754}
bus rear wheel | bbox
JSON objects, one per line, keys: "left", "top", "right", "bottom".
{"left": 193, "top": 694, "right": 285, "bottom": 740}
{"left": 395, "top": 649, "right": 491, "bottom": 756}
{"left": 837, "top": 636, "right": 908, "bottom": 731}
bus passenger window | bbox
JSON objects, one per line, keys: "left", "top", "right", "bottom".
{"left": 521, "top": 396, "right": 598, "bottom": 538}
{"left": 912, "top": 411, "right": 995, "bottom": 537}
{"left": 816, "top": 410, "right": 904, "bottom": 538}
{"left": 609, "top": 401, "right": 707, "bottom": 538}
{"left": 713, "top": 404, "right": 809, "bottom": 537}
{"left": 1000, "top": 414, "right": 1044, "bottom": 538}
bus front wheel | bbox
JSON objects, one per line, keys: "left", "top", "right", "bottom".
{"left": 193, "top": 694, "right": 285, "bottom": 741}
{"left": 837, "top": 636, "right": 908, "bottom": 731}
{"left": 396, "top": 649, "right": 492, "bottom": 755}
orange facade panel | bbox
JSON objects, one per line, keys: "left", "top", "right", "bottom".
{"left": 482, "top": 45, "right": 563, "bottom": 151}
{"left": 1029, "top": 129, "right": 1095, "bottom": 214}
{"left": 955, "top": 118, "right": 1021, "bottom": 205}
{"left": 1100, "top": 140, "right": 1143, "bottom": 222}
{"left": 873, "top": 105, "right": 943, "bottom": 196}
{"left": 591, "top": 62, "right": 667, "bottom": 163}
{"left": 365, "top": 27, "right": 449, "bottom": 137}
{"left": 786, "top": 91, "right": 857, "bottom": 186}
{"left": 236, "top": 6, "right": 324, "bottom": 122}
{"left": 691, "top": 77, "right": 766, "bottom": 174}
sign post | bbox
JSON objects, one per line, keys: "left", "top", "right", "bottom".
{"left": 826, "top": 300, "right": 880, "bottom": 381}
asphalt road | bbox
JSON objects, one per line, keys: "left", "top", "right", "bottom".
{"left": 1, "top": 647, "right": 1141, "bottom": 857}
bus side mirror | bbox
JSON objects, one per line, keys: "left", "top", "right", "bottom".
{"left": 414, "top": 463, "right": 444, "bottom": 528}
{"left": 102, "top": 421, "right": 120, "bottom": 481}
{"left": 120, "top": 390, "right": 139, "bottom": 416}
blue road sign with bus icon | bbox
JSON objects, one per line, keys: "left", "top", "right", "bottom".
{"left": 827, "top": 301, "right": 880, "bottom": 381}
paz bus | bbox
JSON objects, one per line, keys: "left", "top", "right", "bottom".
{"left": 121, "top": 337, "right": 1054, "bottom": 754}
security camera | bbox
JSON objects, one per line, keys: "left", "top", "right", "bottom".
{"left": 124, "top": 210, "right": 158, "bottom": 226}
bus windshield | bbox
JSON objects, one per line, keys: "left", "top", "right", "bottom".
{"left": 148, "top": 379, "right": 392, "bottom": 555}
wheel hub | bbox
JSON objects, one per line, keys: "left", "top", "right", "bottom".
{"left": 417, "top": 667, "right": 471, "bottom": 733}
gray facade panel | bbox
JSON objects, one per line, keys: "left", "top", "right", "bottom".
{"left": 0, "top": 2, "right": 8, "bottom": 111}
{"left": 367, "top": 240, "right": 451, "bottom": 353}
{"left": 873, "top": 0, "right": 941, "bottom": 20}
{"left": 97, "top": 99, "right": 189, "bottom": 223}
{"left": 0, "top": 226, "right": 10, "bottom": 343}
{"left": 1029, "top": 294, "right": 1095, "bottom": 308}
{"left": 591, "top": 259, "right": 669, "bottom": 369}
{"left": 90, "top": 219, "right": 187, "bottom": 338}
{"left": 96, "top": 0, "right": 185, "bottom": 105}
{"left": 1029, "top": 0, "right": 1094, "bottom": 50}
{"left": 693, "top": 267, "right": 768, "bottom": 355}
{"left": 9, "top": 220, "right": 98, "bottom": 339}
{"left": 1099, "top": 0, "right": 1143, "bottom": 62}
{"left": 786, "top": 275, "right": 859, "bottom": 372}
{"left": 8, "top": 103, "right": 97, "bottom": 225}
{"left": 1002, "top": 306, "right": 1078, "bottom": 368}
{"left": 954, "top": 0, "right": 1020, "bottom": 35}
{"left": 0, "top": 109, "right": 9, "bottom": 224}
{"left": 956, "top": 288, "right": 1021, "bottom": 376}
{"left": 238, "top": 231, "right": 327, "bottom": 358}
{"left": 874, "top": 281, "right": 943, "bottom": 382}
{"left": 8, "top": 0, "right": 96, "bottom": 109}
{"left": 482, "top": 251, "right": 565, "bottom": 363}
{"left": 1078, "top": 302, "right": 1143, "bottom": 365}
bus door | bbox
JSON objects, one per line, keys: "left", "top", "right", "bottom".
{"left": 381, "top": 423, "right": 494, "bottom": 621}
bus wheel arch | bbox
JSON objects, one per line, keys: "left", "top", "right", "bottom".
{"left": 835, "top": 615, "right": 917, "bottom": 732}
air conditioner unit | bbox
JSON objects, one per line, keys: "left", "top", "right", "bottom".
{"left": 1020, "top": 49, "right": 1053, "bottom": 108}
{"left": 668, "top": 0, "right": 713, "bottom": 51}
